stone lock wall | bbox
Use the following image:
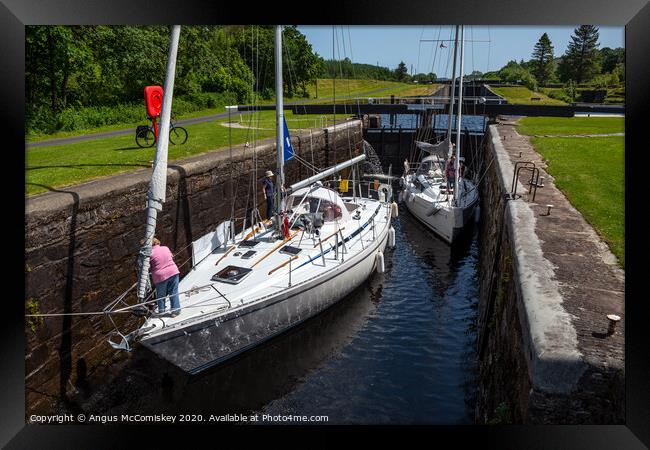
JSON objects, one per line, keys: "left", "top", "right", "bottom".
{"left": 475, "top": 151, "right": 533, "bottom": 423}
{"left": 24, "top": 120, "right": 363, "bottom": 415}
{"left": 476, "top": 123, "right": 625, "bottom": 424}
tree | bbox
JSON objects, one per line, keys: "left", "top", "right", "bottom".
{"left": 394, "top": 61, "right": 408, "bottom": 82}
{"left": 468, "top": 70, "right": 483, "bottom": 81}
{"left": 498, "top": 60, "right": 538, "bottom": 91}
{"left": 235, "top": 25, "right": 323, "bottom": 98}
{"left": 557, "top": 25, "right": 601, "bottom": 84}
{"left": 600, "top": 47, "right": 625, "bottom": 74}
{"left": 531, "top": 33, "right": 554, "bottom": 85}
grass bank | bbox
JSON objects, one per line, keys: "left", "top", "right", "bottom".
{"left": 307, "top": 79, "right": 437, "bottom": 101}
{"left": 517, "top": 116, "right": 624, "bottom": 136}
{"left": 488, "top": 86, "right": 566, "bottom": 105}
{"left": 26, "top": 110, "right": 346, "bottom": 196}
{"left": 517, "top": 117, "right": 624, "bottom": 267}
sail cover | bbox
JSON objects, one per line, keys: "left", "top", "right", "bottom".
{"left": 191, "top": 220, "right": 233, "bottom": 267}
{"left": 415, "top": 138, "right": 450, "bottom": 159}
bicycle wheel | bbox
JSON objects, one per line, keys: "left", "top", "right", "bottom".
{"left": 169, "top": 126, "right": 188, "bottom": 145}
{"left": 136, "top": 128, "right": 156, "bottom": 148}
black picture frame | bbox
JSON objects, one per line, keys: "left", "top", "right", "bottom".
{"left": 4, "top": 0, "right": 649, "bottom": 447}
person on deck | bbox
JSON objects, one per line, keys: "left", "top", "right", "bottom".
{"left": 150, "top": 237, "right": 181, "bottom": 317}
{"left": 262, "top": 170, "right": 275, "bottom": 220}
{"left": 445, "top": 154, "right": 457, "bottom": 193}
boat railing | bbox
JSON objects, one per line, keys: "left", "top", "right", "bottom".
{"left": 323, "top": 178, "right": 392, "bottom": 202}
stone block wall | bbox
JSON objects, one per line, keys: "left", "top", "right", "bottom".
{"left": 476, "top": 123, "right": 625, "bottom": 424}
{"left": 24, "top": 120, "right": 363, "bottom": 415}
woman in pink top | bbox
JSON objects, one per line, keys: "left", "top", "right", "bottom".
{"left": 150, "top": 237, "right": 181, "bottom": 316}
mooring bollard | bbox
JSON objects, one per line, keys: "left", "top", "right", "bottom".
{"left": 607, "top": 314, "right": 621, "bottom": 336}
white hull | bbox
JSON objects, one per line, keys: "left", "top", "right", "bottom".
{"left": 138, "top": 194, "right": 393, "bottom": 373}
{"left": 402, "top": 176, "right": 478, "bottom": 244}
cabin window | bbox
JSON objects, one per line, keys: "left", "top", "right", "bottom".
{"left": 318, "top": 199, "right": 343, "bottom": 222}
{"left": 417, "top": 161, "right": 433, "bottom": 174}
{"left": 417, "top": 159, "right": 444, "bottom": 178}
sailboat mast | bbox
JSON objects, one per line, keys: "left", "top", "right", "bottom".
{"left": 454, "top": 25, "right": 465, "bottom": 204}
{"left": 136, "top": 25, "right": 181, "bottom": 301}
{"left": 446, "top": 25, "right": 459, "bottom": 155}
{"left": 275, "top": 25, "right": 285, "bottom": 215}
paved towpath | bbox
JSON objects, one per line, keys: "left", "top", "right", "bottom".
{"left": 496, "top": 117, "right": 624, "bottom": 380}
{"left": 27, "top": 85, "right": 422, "bottom": 149}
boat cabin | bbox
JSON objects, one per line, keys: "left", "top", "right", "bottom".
{"left": 416, "top": 155, "right": 445, "bottom": 183}
{"left": 286, "top": 186, "right": 351, "bottom": 223}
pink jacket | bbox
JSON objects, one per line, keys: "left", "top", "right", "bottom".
{"left": 150, "top": 245, "right": 180, "bottom": 284}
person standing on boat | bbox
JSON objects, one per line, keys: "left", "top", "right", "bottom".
{"left": 445, "top": 154, "right": 457, "bottom": 192}
{"left": 262, "top": 170, "right": 275, "bottom": 220}
{"left": 150, "top": 237, "right": 181, "bottom": 316}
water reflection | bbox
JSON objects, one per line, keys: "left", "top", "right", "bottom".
{"left": 66, "top": 205, "right": 480, "bottom": 424}
{"left": 70, "top": 273, "right": 381, "bottom": 418}
{"left": 260, "top": 206, "right": 479, "bottom": 424}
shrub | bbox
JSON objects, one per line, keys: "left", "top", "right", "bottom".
{"left": 543, "top": 89, "right": 572, "bottom": 103}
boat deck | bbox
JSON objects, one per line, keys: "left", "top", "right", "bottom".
{"left": 141, "top": 196, "right": 391, "bottom": 339}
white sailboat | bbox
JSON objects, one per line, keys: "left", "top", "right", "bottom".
{"left": 106, "top": 25, "right": 397, "bottom": 374}
{"left": 400, "top": 25, "right": 478, "bottom": 244}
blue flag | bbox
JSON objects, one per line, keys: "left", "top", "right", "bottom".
{"left": 283, "top": 117, "right": 294, "bottom": 162}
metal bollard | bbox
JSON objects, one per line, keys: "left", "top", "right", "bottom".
{"left": 607, "top": 314, "right": 621, "bottom": 336}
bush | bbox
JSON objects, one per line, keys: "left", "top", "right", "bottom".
{"left": 543, "top": 89, "right": 572, "bottom": 103}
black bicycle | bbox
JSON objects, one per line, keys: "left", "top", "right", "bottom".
{"left": 135, "top": 118, "right": 188, "bottom": 148}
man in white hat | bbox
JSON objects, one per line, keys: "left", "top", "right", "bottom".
{"left": 262, "top": 170, "right": 275, "bottom": 219}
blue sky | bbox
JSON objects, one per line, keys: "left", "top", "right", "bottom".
{"left": 297, "top": 26, "right": 624, "bottom": 77}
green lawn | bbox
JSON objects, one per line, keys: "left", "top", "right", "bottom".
{"left": 489, "top": 86, "right": 566, "bottom": 105}
{"left": 518, "top": 118, "right": 624, "bottom": 267}
{"left": 517, "top": 116, "right": 624, "bottom": 136}
{"left": 307, "top": 78, "right": 437, "bottom": 101}
{"left": 27, "top": 79, "right": 429, "bottom": 143}
{"left": 26, "top": 111, "right": 346, "bottom": 196}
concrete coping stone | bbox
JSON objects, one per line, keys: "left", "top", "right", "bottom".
{"left": 489, "top": 124, "right": 586, "bottom": 394}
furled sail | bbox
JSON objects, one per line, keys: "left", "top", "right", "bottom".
{"left": 415, "top": 138, "right": 450, "bottom": 159}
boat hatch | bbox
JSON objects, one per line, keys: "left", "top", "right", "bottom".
{"left": 344, "top": 202, "right": 360, "bottom": 213}
{"left": 212, "top": 265, "right": 253, "bottom": 284}
{"left": 280, "top": 245, "right": 302, "bottom": 256}
{"left": 239, "top": 240, "right": 260, "bottom": 248}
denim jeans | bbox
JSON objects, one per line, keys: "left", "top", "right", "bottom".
{"left": 447, "top": 177, "right": 456, "bottom": 191}
{"left": 156, "top": 274, "right": 180, "bottom": 313}
{"left": 266, "top": 197, "right": 274, "bottom": 220}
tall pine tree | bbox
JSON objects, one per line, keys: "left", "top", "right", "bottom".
{"left": 557, "top": 25, "right": 601, "bottom": 84}
{"left": 394, "top": 61, "right": 408, "bottom": 81}
{"left": 531, "top": 33, "right": 554, "bottom": 85}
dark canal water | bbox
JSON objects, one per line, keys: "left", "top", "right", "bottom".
{"left": 65, "top": 204, "right": 480, "bottom": 424}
